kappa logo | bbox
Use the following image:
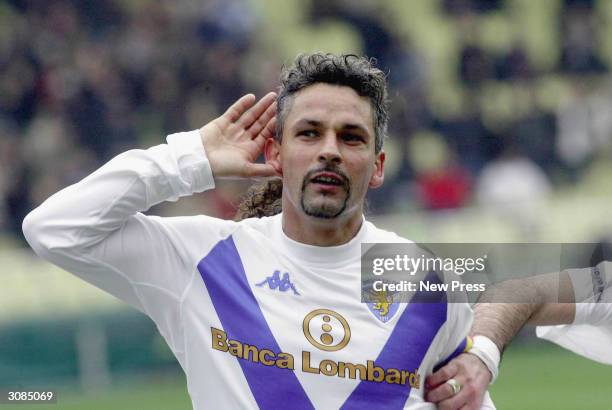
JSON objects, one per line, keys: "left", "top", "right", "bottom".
{"left": 256, "top": 270, "right": 300, "bottom": 295}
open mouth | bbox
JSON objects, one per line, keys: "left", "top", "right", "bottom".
{"left": 310, "top": 172, "right": 345, "bottom": 187}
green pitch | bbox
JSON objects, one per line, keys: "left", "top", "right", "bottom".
{"left": 490, "top": 341, "right": 612, "bottom": 410}
{"left": 4, "top": 341, "right": 611, "bottom": 410}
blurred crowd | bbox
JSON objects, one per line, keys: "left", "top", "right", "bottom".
{"left": 1, "top": 0, "right": 612, "bottom": 241}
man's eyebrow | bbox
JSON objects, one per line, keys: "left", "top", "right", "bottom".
{"left": 293, "top": 119, "right": 322, "bottom": 128}
{"left": 292, "top": 118, "right": 371, "bottom": 135}
{"left": 341, "top": 123, "right": 369, "bottom": 134}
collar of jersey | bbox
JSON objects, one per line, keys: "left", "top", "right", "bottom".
{"left": 271, "top": 213, "right": 368, "bottom": 266}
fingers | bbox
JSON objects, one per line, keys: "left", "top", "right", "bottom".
{"left": 437, "top": 381, "right": 483, "bottom": 410}
{"left": 248, "top": 100, "right": 277, "bottom": 138}
{"left": 426, "top": 361, "right": 458, "bottom": 389}
{"left": 260, "top": 116, "right": 277, "bottom": 140}
{"left": 244, "top": 163, "right": 280, "bottom": 179}
{"left": 253, "top": 117, "right": 277, "bottom": 151}
{"left": 438, "top": 393, "right": 467, "bottom": 410}
{"left": 427, "top": 354, "right": 490, "bottom": 410}
{"left": 223, "top": 94, "right": 257, "bottom": 123}
{"left": 238, "top": 92, "right": 277, "bottom": 129}
{"left": 426, "top": 376, "right": 459, "bottom": 403}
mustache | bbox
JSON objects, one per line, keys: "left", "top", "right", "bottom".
{"left": 302, "top": 165, "right": 350, "bottom": 190}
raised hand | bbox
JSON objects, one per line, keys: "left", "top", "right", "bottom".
{"left": 199, "top": 92, "right": 278, "bottom": 179}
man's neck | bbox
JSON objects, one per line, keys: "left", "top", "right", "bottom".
{"left": 280, "top": 203, "right": 364, "bottom": 247}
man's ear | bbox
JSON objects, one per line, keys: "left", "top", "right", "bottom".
{"left": 369, "top": 150, "right": 385, "bottom": 188}
{"left": 264, "top": 138, "right": 283, "bottom": 176}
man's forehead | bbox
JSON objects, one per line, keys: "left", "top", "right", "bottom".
{"left": 285, "top": 83, "right": 374, "bottom": 131}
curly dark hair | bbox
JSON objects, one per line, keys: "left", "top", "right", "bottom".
{"left": 234, "top": 178, "right": 283, "bottom": 221}
{"left": 276, "top": 53, "right": 389, "bottom": 154}
{"left": 235, "top": 53, "right": 388, "bottom": 221}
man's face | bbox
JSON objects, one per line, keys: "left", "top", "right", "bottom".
{"left": 266, "top": 83, "right": 385, "bottom": 220}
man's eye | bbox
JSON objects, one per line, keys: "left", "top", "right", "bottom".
{"left": 342, "top": 133, "right": 365, "bottom": 142}
{"left": 298, "top": 130, "right": 318, "bottom": 137}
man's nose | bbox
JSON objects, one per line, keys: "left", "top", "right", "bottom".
{"left": 318, "top": 132, "right": 342, "bottom": 164}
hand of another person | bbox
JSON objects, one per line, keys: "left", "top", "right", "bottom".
{"left": 425, "top": 353, "right": 492, "bottom": 410}
{"left": 200, "top": 92, "right": 278, "bottom": 179}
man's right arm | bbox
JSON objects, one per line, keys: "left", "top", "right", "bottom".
{"left": 22, "top": 92, "right": 278, "bottom": 313}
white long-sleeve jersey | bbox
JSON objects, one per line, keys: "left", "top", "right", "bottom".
{"left": 22, "top": 130, "right": 494, "bottom": 409}
{"left": 537, "top": 263, "right": 612, "bottom": 365}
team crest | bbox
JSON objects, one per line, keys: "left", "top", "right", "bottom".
{"left": 365, "top": 288, "right": 399, "bottom": 323}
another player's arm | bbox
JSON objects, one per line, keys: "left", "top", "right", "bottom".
{"left": 426, "top": 271, "right": 575, "bottom": 410}
{"left": 471, "top": 271, "right": 575, "bottom": 346}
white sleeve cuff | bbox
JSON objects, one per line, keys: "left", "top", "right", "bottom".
{"left": 573, "top": 302, "right": 590, "bottom": 324}
{"left": 568, "top": 261, "right": 612, "bottom": 303}
{"left": 568, "top": 267, "right": 595, "bottom": 302}
{"left": 166, "top": 130, "right": 215, "bottom": 194}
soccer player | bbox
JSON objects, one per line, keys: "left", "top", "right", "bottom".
{"left": 426, "top": 261, "right": 612, "bottom": 410}
{"left": 22, "top": 53, "right": 494, "bottom": 409}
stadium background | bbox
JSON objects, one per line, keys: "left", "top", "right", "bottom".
{"left": 1, "top": 0, "right": 612, "bottom": 408}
